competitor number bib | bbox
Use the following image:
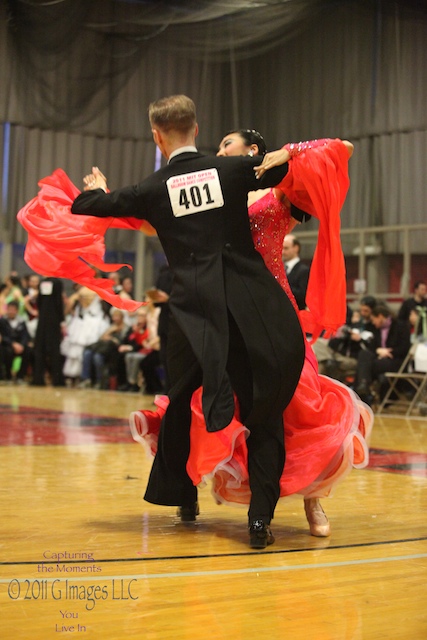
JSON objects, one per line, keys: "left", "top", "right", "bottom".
{"left": 166, "top": 168, "right": 224, "bottom": 217}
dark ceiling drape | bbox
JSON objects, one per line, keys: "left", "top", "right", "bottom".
{"left": 1, "top": 0, "right": 427, "bottom": 255}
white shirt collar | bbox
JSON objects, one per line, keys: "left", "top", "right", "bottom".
{"left": 285, "top": 257, "right": 300, "bottom": 273}
{"left": 168, "top": 146, "right": 198, "bottom": 164}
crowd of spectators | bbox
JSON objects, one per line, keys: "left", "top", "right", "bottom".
{"left": 0, "top": 265, "right": 425, "bottom": 408}
{"left": 0, "top": 268, "right": 170, "bottom": 394}
{"left": 282, "top": 233, "right": 426, "bottom": 408}
{"left": 312, "top": 283, "right": 427, "bottom": 406}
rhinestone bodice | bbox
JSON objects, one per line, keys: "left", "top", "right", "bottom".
{"left": 248, "top": 190, "right": 298, "bottom": 312}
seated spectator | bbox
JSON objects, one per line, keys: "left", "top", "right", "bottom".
{"left": 355, "top": 304, "right": 411, "bottom": 405}
{"left": 312, "top": 296, "right": 377, "bottom": 383}
{"left": 138, "top": 302, "right": 163, "bottom": 394}
{"left": 117, "top": 304, "right": 160, "bottom": 392}
{"left": 398, "top": 281, "right": 427, "bottom": 324}
{"left": 24, "top": 273, "right": 40, "bottom": 340}
{"left": 325, "top": 296, "right": 377, "bottom": 382}
{"left": 110, "top": 271, "right": 123, "bottom": 294}
{"left": 0, "top": 300, "right": 33, "bottom": 383}
{"left": 78, "top": 308, "right": 131, "bottom": 389}
{"left": 409, "top": 308, "right": 427, "bottom": 342}
{"left": 23, "top": 274, "right": 40, "bottom": 319}
{"left": 146, "top": 261, "right": 173, "bottom": 392}
{"left": 119, "top": 275, "right": 137, "bottom": 327}
{"left": 61, "top": 285, "right": 110, "bottom": 384}
{"left": 398, "top": 281, "right": 427, "bottom": 342}
{"left": 0, "top": 274, "right": 26, "bottom": 318}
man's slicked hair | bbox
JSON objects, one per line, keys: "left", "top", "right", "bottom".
{"left": 148, "top": 95, "right": 197, "bottom": 134}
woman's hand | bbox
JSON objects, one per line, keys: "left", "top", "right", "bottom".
{"left": 342, "top": 140, "right": 354, "bottom": 157}
{"left": 254, "top": 148, "right": 291, "bottom": 179}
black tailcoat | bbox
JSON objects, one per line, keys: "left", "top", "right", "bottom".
{"left": 72, "top": 152, "right": 305, "bottom": 434}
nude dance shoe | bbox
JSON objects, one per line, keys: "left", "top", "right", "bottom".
{"left": 304, "top": 498, "right": 331, "bottom": 537}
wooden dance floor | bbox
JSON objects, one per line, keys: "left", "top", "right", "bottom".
{"left": 1, "top": 385, "right": 426, "bottom": 639}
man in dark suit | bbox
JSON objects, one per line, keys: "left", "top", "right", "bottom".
{"left": 71, "top": 95, "right": 305, "bottom": 548}
{"left": 0, "top": 300, "right": 32, "bottom": 382}
{"left": 355, "top": 304, "right": 411, "bottom": 404}
{"left": 282, "top": 233, "right": 310, "bottom": 310}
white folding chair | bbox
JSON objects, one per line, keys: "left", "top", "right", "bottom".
{"left": 377, "top": 343, "right": 427, "bottom": 416}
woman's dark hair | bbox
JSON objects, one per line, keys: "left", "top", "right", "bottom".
{"left": 228, "top": 129, "right": 267, "bottom": 156}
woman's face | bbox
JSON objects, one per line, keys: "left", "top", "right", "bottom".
{"left": 217, "top": 132, "right": 257, "bottom": 157}
{"left": 112, "top": 310, "right": 124, "bottom": 324}
{"left": 136, "top": 310, "right": 147, "bottom": 325}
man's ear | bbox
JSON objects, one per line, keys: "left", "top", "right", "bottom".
{"left": 194, "top": 123, "right": 199, "bottom": 138}
{"left": 152, "top": 128, "right": 161, "bottom": 146}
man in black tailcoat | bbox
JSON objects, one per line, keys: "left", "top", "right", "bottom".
{"left": 71, "top": 95, "right": 305, "bottom": 548}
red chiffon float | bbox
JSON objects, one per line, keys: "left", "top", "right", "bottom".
{"left": 17, "top": 168, "right": 156, "bottom": 312}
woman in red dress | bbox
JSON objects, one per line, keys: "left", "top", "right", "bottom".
{"left": 129, "top": 131, "right": 373, "bottom": 537}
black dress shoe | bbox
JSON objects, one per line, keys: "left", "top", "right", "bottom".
{"left": 356, "top": 380, "right": 370, "bottom": 396}
{"left": 177, "top": 502, "right": 200, "bottom": 522}
{"left": 248, "top": 519, "right": 275, "bottom": 549}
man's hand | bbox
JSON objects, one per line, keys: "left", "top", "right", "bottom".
{"left": 146, "top": 288, "right": 169, "bottom": 303}
{"left": 376, "top": 347, "right": 393, "bottom": 359}
{"left": 118, "top": 344, "right": 133, "bottom": 353}
{"left": 12, "top": 342, "right": 24, "bottom": 355}
{"left": 254, "top": 148, "right": 291, "bottom": 179}
{"left": 83, "top": 166, "right": 108, "bottom": 192}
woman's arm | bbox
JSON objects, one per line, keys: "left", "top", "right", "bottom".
{"left": 254, "top": 138, "right": 353, "bottom": 179}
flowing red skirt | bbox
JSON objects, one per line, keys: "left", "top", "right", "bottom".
{"left": 133, "top": 348, "right": 373, "bottom": 506}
